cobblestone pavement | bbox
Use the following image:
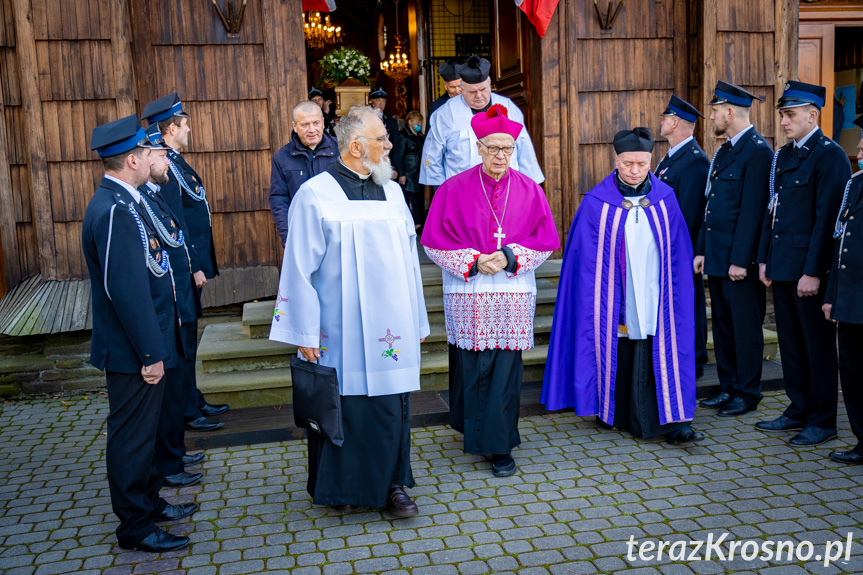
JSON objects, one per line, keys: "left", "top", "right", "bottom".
{"left": 2, "top": 391, "right": 863, "bottom": 575}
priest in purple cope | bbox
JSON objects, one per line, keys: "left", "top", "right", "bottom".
{"left": 541, "top": 128, "right": 703, "bottom": 445}
{"left": 422, "top": 104, "right": 560, "bottom": 477}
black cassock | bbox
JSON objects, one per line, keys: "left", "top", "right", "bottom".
{"left": 448, "top": 345, "right": 523, "bottom": 456}
{"left": 306, "top": 161, "right": 415, "bottom": 508}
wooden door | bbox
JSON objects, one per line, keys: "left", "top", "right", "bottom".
{"left": 799, "top": 23, "right": 835, "bottom": 138}
{"left": 490, "top": 0, "right": 529, "bottom": 116}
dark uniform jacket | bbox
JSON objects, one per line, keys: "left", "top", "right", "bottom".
{"left": 696, "top": 127, "right": 773, "bottom": 277}
{"left": 382, "top": 112, "right": 403, "bottom": 175}
{"left": 825, "top": 172, "right": 863, "bottom": 324}
{"left": 139, "top": 184, "right": 198, "bottom": 353}
{"left": 656, "top": 137, "right": 710, "bottom": 248}
{"left": 757, "top": 128, "right": 852, "bottom": 281}
{"left": 269, "top": 131, "right": 339, "bottom": 245}
{"left": 82, "top": 178, "right": 179, "bottom": 373}
{"left": 161, "top": 150, "right": 219, "bottom": 279}
{"left": 399, "top": 129, "right": 425, "bottom": 195}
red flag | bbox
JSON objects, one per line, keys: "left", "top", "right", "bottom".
{"left": 515, "top": 0, "right": 559, "bottom": 38}
{"left": 303, "top": 0, "right": 336, "bottom": 12}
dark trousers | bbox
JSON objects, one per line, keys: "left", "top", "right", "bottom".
{"left": 105, "top": 371, "right": 168, "bottom": 543}
{"left": 694, "top": 273, "right": 708, "bottom": 369}
{"left": 406, "top": 190, "right": 425, "bottom": 227}
{"left": 708, "top": 274, "right": 766, "bottom": 403}
{"left": 181, "top": 320, "right": 205, "bottom": 420}
{"left": 772, "top": 280, "right": 839, "bottom": 429}
{"left": 613, "top": 337, "right": 688, "bottom": 438}
{"left": 838, "top": 322, "right": 863, "bottom": 454}
{"left": 448, "top": 345, "right": 523, "bottom": 455}
{"left": 154, "top": 361, "right": 186, "bottom": 477}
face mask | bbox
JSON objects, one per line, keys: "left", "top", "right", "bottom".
{"left": 413, "top": 124, "right": 422, "bottom": 132}
{"left": 858, "top": 159, "right": 863, "bottom": 170}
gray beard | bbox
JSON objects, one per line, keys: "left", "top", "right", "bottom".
{"left": 361, "top": 153, "right": 393, "bottom": 186}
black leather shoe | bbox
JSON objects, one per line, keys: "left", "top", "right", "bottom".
{"left": 717, "top": 397, "right": 758, "bottom": 417}
{"left": 183, "top": 452, "right": 205, "bottom": 466}
{"left": 595, "top": 416, "right": 614, "bottom": 430}
{"left": 755, "top": 415, "right": 805, "bottom": 433}
{"left": 118, "top": 527, "right": 190, "bottom": 553}
{"left": 184, "top": 417, "right": 224, "bottom": 432}
{"left": 788, "top": 426, "right": 838, "bottom": 447}
{"left": 162, "top": 471, "right": 203, "bottom": 488}
{"left": 386, "top": 486, "right": 419, "bottom": 518}
{"left": 491, "top": 454, "right": 517, "bottom": 477}
{"left": 666, "top": 426, "right": 705, "bottom": 445}
{"left": 829, "top": 450, "right": 863, "bottom": 465}
{"left": 200, "top": 403, "right": 230, "bottom": 417}
{"left": 332, "top": 504, "right": 354, "bottom": 513}
{"left": 152, "top": 503, "right": 198, "bottom": 522}
{"left": 699, "top": 392, "right": 730, "bottom": 409}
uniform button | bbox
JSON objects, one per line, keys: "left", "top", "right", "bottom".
{"left": 775, "top": 235, "right": 779, "bottom": 239}
{"left": 710, "top": 194, "right": 714, "bottom": 198}
{"left": 848, "top": 232, "right": 852, "bottom": 237}
{"left": 851, "top": 216, "right": 855, "bottom": 221}
{"left": 144, "top": 354, "right": 151, "bottom": 359}
{"left": 844, "top": 248, "right": 849, "bottom": 253}
{"left": 795, "top": 180, "right": 799, "bottom": 184}
{"left": 707, "top": 228, "right": 712, "bottom": 232}
{"left": 707, "top": 210, "right": 711, "bottom": 214}
{"left": 841, "top": 265, "right": 847, "bottom": 269}
{"left": 775, "top": 219, "right": 779, "bottom": 223}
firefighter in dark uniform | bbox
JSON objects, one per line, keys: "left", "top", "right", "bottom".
{"left": 141, "top": 94, "right": 229, "bottom": 432}
{"left": 425, "top": 59, "right": 462, "bottom": 133}
{"left": 756, "top": 81, "right": 852, "bottom": 446}
{"left": 83, "top": 115, "right": 197, "bottom": 553}
{"left": 656, "top": 94, "right": 710, "bottom": 379}
{"left": 368, "top": 88, "right": 403, "bottom": 181}
{"left": 139, "top": 124, "right": 206, "bottom": 487}
{"left": 694, "top": 81, "right": 773, "bottom": 417}
{"left": 823, "top": 114, "right": 863, "bottom": 464}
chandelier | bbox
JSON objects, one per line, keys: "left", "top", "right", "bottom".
{"left": 303, "top": 11, "right": 342, "bottom": 50}
{"left": 380, "top": 36, "right": 410, "bottom": 82}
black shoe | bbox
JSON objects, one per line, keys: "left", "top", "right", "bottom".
{"left": 183, "top": 452, "right": 205, "bottom": 466}
{"left": 151, "top": 503, "right": 198, "bottom": 522}
{"left": 829, "top": 450, "right": 863, "bottom": 465}
{"left": 118, "top": 527, "right": 190, "bottom": 553}
{"left": 199, "top": 403, "right": 230, "bottom": 417}
{"left": 788, "top": 426, "right": 838, "bottom": 447}
{"left": 386, "top": 486, "right": 419, "bottom": 518}
{"left": 184, "top": 417, "right": 224, "bottom": 432}
{"left": 666, "top": 426, "right": 705, "bottom": 445}
{"left": 755, "top": 415, "right": 805, "bottom": 433}
{"left": 162, "top": 471, "right": 203, "bottom": 488}
{"left": 595, "top": 416, "right": 614, "bottom": 430}
{"left": 332, "top": 504, "right": 354, "bottom": 513}
{"left": 699, "top": 392, "right": 730, "bottom": 409}
{"left": 491, "top": 454, "right": 517, "bottom": 477}
{"left": 717, "top": 397, "right": 758, "bottom": 417}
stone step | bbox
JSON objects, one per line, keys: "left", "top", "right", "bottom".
{"left": 244, "top": 281, "right": 559, "bottom": 339}
{"left": 198, "top": 344, "right": 551, "bottom": 408}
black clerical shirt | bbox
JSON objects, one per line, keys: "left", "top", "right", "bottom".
{"left": 615, "top": 171, "right": 652, "bottom": 197}
{"left": 327, "top": 160, "right": 386, "bottom": 201}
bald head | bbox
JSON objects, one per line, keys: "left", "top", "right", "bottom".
{"left": 292, "top": 101, "right": 324, "bottom": 148}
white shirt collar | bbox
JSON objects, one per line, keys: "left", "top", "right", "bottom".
{"left": 104, "top": 174, "right": 141, "bottom": 203}
{"left": 339, "top": 158, "right": 371, "bottom": 180}
{"left": 667, "top": 135, "right": 694, "bottom": 158}
{"left": 795, "top": 125, "right": 820, "bottom": 148}
{"left": 729, "top": 124, "right": 754, "bottom": 148}
{"left": 145, "top": 181, "right": 160, "bottom": 193}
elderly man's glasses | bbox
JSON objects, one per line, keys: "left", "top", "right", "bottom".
{"left": 359, "top": 134, "right": 390, "bottom": 143}
{"left": 479, "top": 141, "right": 514, "bottom": 156}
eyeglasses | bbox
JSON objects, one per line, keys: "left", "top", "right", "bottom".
{"left": 358, "top": 134, "right": 390, "bottom": 143}
{"left": 479, "top": 141, "right": 514, "bottom": 156}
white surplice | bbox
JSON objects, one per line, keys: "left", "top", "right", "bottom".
{"left": 269, "top": 173, "right": 430, "bottom": 397}
{"left": 619, "top": 197, "right": 660, "bottom": 340}
{"left": 419, "top": 93, "right": 545, "bottom": 186}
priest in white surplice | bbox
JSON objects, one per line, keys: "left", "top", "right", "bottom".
{"left": 422, "top": 105, "right": 560, "bottom": 477}
{"left": 419, "top": 55, "right": 544, "bottom": 186}
{"left": 270, "top": 106, "right": 429, "bottom": 517}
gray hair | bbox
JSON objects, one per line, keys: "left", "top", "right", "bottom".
{"left": 334, "top": 106, "right": 380, "bottom": 153}
{"left": 292, "top": 100, "right": 323, "bottom": 122}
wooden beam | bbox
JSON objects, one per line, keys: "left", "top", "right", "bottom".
{"left": 563, "top": 0, "right": 579, "bottom": 234}
{"left": 111, "top": 0, "right": 136, "bottom": 118}
{"left": 11, "top": 0, "right": 56, "bottom": 280}
{"left": 261, "top": 0, "right": 306, "bottom": 154}
{"left": 699, "top": 0, "right": 718, "bottom": 155}
{"left": 774, "top": 0, "right": 798, "bottom": 145}
{"left": 672, "top": 0, "right": 688, "bottom": 100}
{"left": 0, "top": 63, "right": 22, "bottom": 289}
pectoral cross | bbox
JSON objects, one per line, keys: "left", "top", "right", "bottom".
{"left": 494, "top": 227, "right": 506, "bottom": 250}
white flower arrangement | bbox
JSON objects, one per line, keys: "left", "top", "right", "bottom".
{"left": 318, "top": 47, "right": 371, "bottom": 85}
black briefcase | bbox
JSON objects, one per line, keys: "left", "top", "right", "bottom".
{"left": 290, "top": 356, "right": 344, "bottom": 447}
